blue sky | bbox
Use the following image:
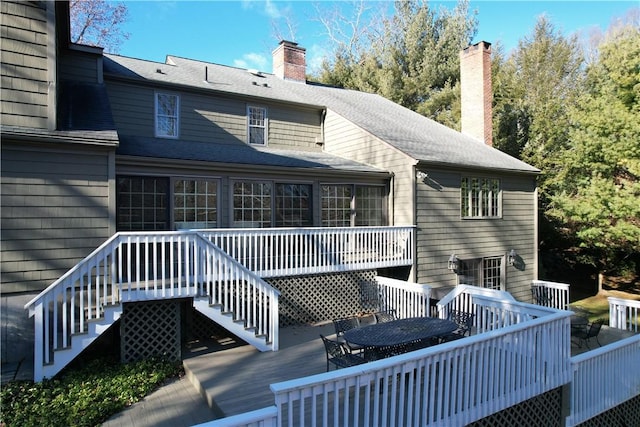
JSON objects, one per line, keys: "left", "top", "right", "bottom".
{"left": 117, "top": 1, "right": 638, "bottom": 74}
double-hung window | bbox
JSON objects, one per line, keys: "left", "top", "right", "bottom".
{"left": 461, "top": 177, "right": 501, "bottom": 218}
{"left": 247, "top": 106, "right": 267, "bottom": 145}
{"left": 155, "top": 93, "right": 179, "bottom": 138}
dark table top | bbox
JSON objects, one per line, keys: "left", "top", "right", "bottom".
{"left": 343, "top": 317, "right": 458, "bottom": 348}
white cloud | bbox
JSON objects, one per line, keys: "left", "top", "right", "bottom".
{"left": 263, "top": 0, "right": 282, "bottom": 19}
{"left": 233, "top": 52, "right": 268, "bottom": 71}
{"left": 306, "top": 44, "right": 329, "bottom": 76}
{"left": 240, "top": 0, "right": 281, "bottom": 19}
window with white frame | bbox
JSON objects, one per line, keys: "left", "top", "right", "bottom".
{"left": 461, "top": 177, "right": 500, "bottom": 218}
{"left": 155, "top": 93, "right": 179, "bottom": 138}
{"left": 458, "top": 256, "right": 504, "bottom": 290}
{"left": 174, "top": 179, "right": 218, "bottom": 230}
{"left": 247, "top": 106, "right": 267, "bottom": 145}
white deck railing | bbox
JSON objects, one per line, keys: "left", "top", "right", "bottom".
{"left": 200, "top": 226, "right": 414, "bottom": 278}
{"left": 206, "top": 299, "right": 570, "bottom": 427}
{"left": 531, "top": 280, "right": 570, "bottom": 310}
{"left": 435, "top": 284, "right": 516, "bottom": 331}
{"left": 608, "top": 297, "right": 640, "bottom": 333}
{"left": 24, "top": 231, "right": 280, "bottom": 381}
{"left": 374, "top": 276, "right": 431, "bottom": 319}
{"left": 566, "top": 334, "right": 640, "bottom": 426}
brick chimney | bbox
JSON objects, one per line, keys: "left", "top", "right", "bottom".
{"left": 460, "top": 41, "right": 492, "bottom": 145}
{"left": 272, "top": 40, "right": 306, "bottom": 83}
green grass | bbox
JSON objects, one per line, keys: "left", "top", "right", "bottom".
{"left": 570, "top": 289, "right": 640, "bottom": 323}
{"left": 0, "top": 357, "right": 183, "bottom": 427}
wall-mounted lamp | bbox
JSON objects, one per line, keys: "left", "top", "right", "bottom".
{"left": 448, "top": 254, "right": 459, "bottom": 273}
{"left": 416, "top": 171, "right": 429, "bottom": 181}
{"left": 507, "top": 249, "right": 518, "bottom": 266}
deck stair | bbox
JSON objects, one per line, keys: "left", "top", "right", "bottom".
{"left": 193, "top": 297, "right": 271, "bottom": 351}
{"left": 25, "top": 227, "right": 413, "bottom": 382}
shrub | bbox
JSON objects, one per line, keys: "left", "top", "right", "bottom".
{"left": 0, "top": 357, "right": 183, "bottom": 427}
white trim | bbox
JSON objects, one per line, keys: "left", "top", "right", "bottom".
{"left": 155, "top": 92, "right": 180, "bottom": 139}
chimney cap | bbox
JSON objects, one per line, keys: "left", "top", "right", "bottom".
{"left": 277, "top": 40, "right": 305, "bottom": 51}
{"left": 462, "top": 41, "right": 491, "bottom": 54}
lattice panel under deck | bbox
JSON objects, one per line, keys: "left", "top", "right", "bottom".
{"left": 469, "top": 387, "right": 563, "bottom": 427}
{"left": 268, "top": 270, "right": 376, "bottom": 327}
{"left": 577, "top": 394, "right": 640, "bottom": 427}
{"left": 120, "top": 300, "right": 181, "bottom": 363}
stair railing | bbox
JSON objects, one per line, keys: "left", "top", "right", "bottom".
{"left": 24, "top": 231, "right": 280, "bottom": 381}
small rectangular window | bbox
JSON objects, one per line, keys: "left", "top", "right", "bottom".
{"left": 155, "top": 93, "right": 179, "bottom": 138}
{"left": 461, "top": 177, "right": 501, "bottom": 218}
{"left": 248, "top": 106, "right": 267, "bottom": 145}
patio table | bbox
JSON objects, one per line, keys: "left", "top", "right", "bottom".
{"left": 343, "top": 317, "right": 457, "bottom": 360}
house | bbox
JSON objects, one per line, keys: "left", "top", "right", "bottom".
{"left": 3, "top": 3, "right": 639, "bottom": 425}
{"left": 3, "top": 1, "right": 537, "bottom": 376}
{"left": 2, "top": 1, "right": 538, "bottom": 296}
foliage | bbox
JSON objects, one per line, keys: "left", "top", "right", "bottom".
{"left": 70, "top": 0, "right": 129, "bottom": 53}
{"left": 547, "top": 23, "right": 640, "bottom": 272}
{"left": 315, "top": 0, "right": 477, "bottom": 128}
{"left": 492, "top": 15, "right": 583, "bottom": 200}
{"left": 0, "top": 357, "right": 182, "bottom": 427}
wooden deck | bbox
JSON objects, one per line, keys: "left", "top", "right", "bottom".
{"left": 183, "top": 321, "right": 337, "bottom": 418}
{"left": 181, "top": 318, "right": 637, "bottom": 421}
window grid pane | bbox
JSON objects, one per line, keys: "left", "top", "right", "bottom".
{"left": 156, "top": 93, "right": 179, "bottom": 137}
{"left": 117, "top": 176, "right": 168, "bottom": 231}
{"left": 461, "top": 177, "right": 501, "bottom": 218}
{"left": 276, "top": 183, "right": 312, "bottom": 227}
{"left": 355, "top": 186, "right": 385, "bottom": 226}
{"left": 483, "top": 257, "right": 502, "bottom": 290}
{"left": 321, "top": 185, "right": 352, "bottom": 227}
{"left": 248, "top": 106, "right": 266, "bottom": 145}
{"left": 174, "top": 179, "right": 218, "bottom": 229}
{"left": 233, "top": 181, "right": 272, "bottom": 227}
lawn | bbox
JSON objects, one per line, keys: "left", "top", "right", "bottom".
{"left": 569, "top": 289, "right": 640, "bottom": 323}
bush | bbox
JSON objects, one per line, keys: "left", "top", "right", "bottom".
{"left": 0, "top": 357, "right": 183, "bottom": 427}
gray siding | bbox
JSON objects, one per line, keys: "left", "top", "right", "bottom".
{"left": 106, "top": 80, "right": 322, "bottom": 149}
{"left": 0, "top": 1, "right": 50, "bottom": 128}
{"left": 1, "top": 144, "right": 113, "bottom": 293}
{"left": 415, "top": 168, "right": 536, "bottom": 299}
{"left": 59, "top": 48, "right": 101, "bottom": 83}
{"left": 324, "top": 110, "right": 416, "bottom": 225}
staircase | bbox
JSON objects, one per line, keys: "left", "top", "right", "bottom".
{"left": 24, "top": 231, "right": 280, "bottom": 381}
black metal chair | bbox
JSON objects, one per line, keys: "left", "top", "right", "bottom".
{"left": 572, "top": 319, "right": 604, "bottom": 349}
{"left": 531, "top": 286, "right": 553, "bottom": 307}
{"left": 374, "top": 309, "right": 397, "bottom": 323}
{"left": 333, "top": 316, "right": 364, "bottom": 354}
{"left": 320, "top": 335, "right": 366, "bottom": 371}
{"left": 439, "top": 310, "right": 474, "bottom": 342}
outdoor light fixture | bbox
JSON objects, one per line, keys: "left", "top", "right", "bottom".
{"left": 448, "top": 254, "right": 459, "bottom": 273}
{"left": 416, "top": 171, "right": 429, "bottom": 181}
{"left": 508, "top": 249, "right": 518, "bottom": 266}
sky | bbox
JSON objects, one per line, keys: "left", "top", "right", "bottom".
{"left": 116, "top": 1, "right": 638, "bottom": 75}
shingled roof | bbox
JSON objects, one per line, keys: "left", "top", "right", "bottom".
{"left": 104, "top": 54, "right": 539, "bottom": 174}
